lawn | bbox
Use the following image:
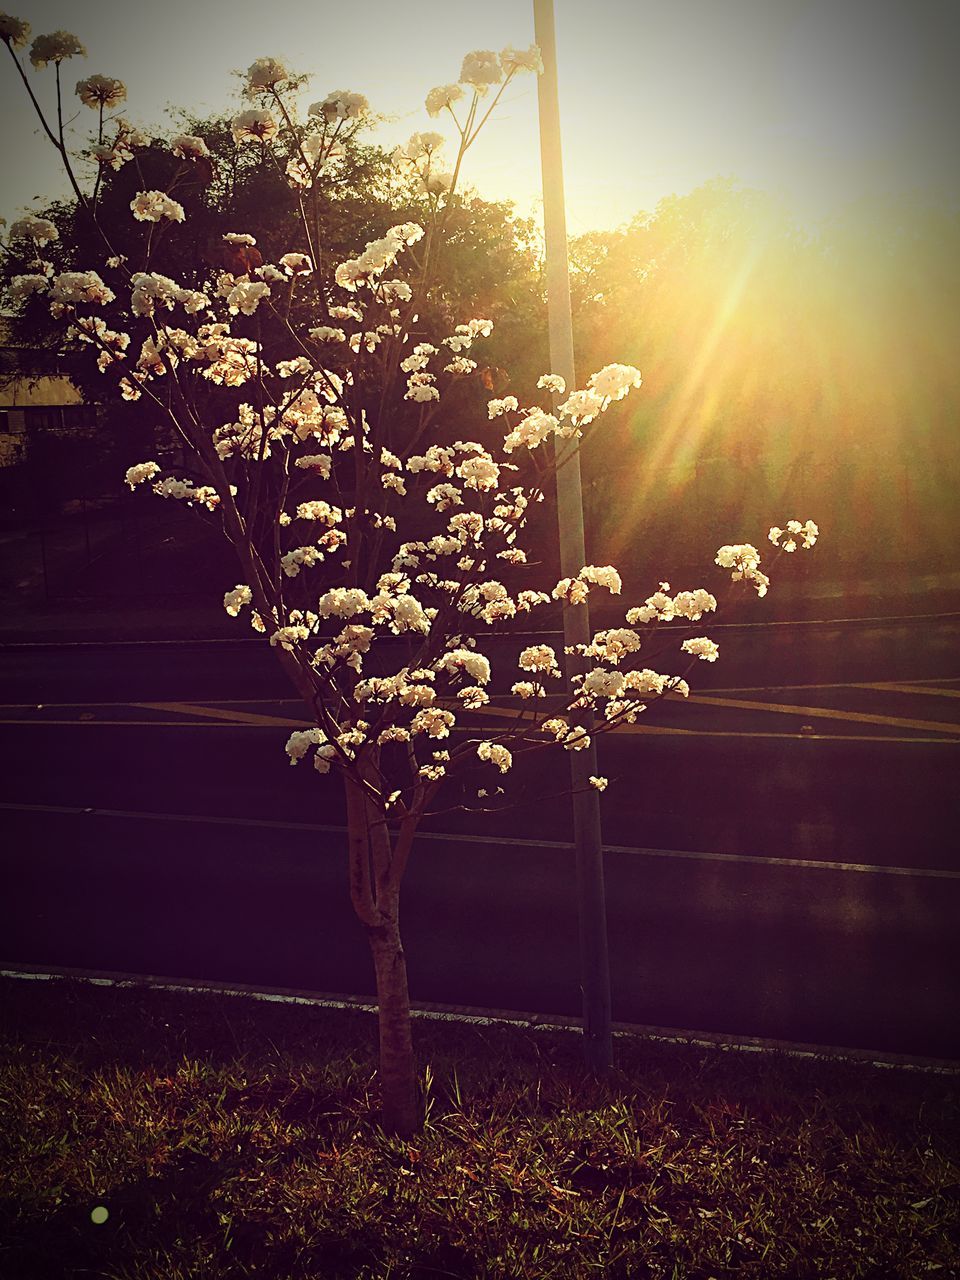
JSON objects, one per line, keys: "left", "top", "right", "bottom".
{"left": 1, "top": 975, "right": 957, "bottom": 1279}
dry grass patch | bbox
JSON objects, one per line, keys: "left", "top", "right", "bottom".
{"left": 1, "top": 976, "right": 957, "bottom": 1278}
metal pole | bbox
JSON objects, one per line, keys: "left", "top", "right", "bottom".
{"left": 533, "top": 0, "right": 612, "bottom": 1072}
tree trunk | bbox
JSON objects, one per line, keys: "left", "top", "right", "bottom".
{"left": 366, "top": 915, "right": 419, "bottom": 1136}
{"left": 343, "top": 771, "right": 420, "bottom": 1135}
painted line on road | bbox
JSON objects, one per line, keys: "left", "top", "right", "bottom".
{"left": 3, "top": 608, "right": 958, "bottom": 653}
{"left": 0, "top": 712, "right": 957, "bottom": 744}
{"left": 705, "top": 675, "right": 960, "bottom": 694}
{"left": 4, "top": 674, "right": 960, "bottom": 708}
{"left": 3, "top": 964, "right": 956, "bottom": 1074}
{"left": 852, "top": 682, "right": 960, "bottom": 699}
{"left": 132, "top": 700, "right": 311, "bottom": 728}
{"left": 473, "top": 699, "right": 960, "bottom": 744}
{"left": 0, "top": 718, "right": 296, "bottom": 728}
{"left": 689, "top": 692, "right": 960, "bottom": 736}
{"left": 1, "top": 800, "right": 957, "bottom": 879}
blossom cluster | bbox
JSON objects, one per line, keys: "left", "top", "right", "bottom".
{"left": 422, "top": 45, "right": 543, "bottom": 124}
{"left": 0, "top": 12, "right": 30, "bottom": 47}
{"left": 333, "top": 223, "right": 424, "bottom": 293}
{"left": 89, "top": 119, "right": 152, "bottom": 171}
{"left": 8, "top": 214, "right": 58, "bottom": 245}
{"left": 392, "top": 131, "right": 452, "bottom": 197}
{"left": 769, "top": 520, "right": 819, "bottom": 553}
{"left": 130, "top": 191, "right": 185, "bottom": 223}
{"left": 29, "top": 29, "right": 85, "bottom": 68}
{"left": 0, "top": 26, "right": 821, "bottom": 819}
{"left": 76, "top": 73, "right": 126, "bottom": 109}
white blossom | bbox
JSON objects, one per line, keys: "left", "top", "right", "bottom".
{"left": 557, "top": 387, "right": 604, "bottom": 428}
{"left": 477, "top": 741, "right": 512, "bottom": 772}
{"left": 458, "top": 686, "right": 489, "bottom": 710}
{"left": 29, "top": 30, "right": 85, "bottom": 67}
{"left": 310, "top": 89, "right": 369, "bottom": 121}
{"left": 624, "top": 669, "right": 668, "bottom": 696}
{"left": 226, "top": 280, "right": 270, "bottom": 315}
{"left": 318, "top": 587, "right": 369, "bottom": 619}
{"left": 681, "top": 637, "right": 719, "bottom": 662}
{"left": 585, "top": 628, "right": 642, "bottom": 664}
{"left": 76, "top": 74, "right": 126, "bottom": 108}
{"left": 9, "top": 215, "right": 58, "bottom": 245}
{"left": 411, "top": 707, "right": 455, "bottom": 739}
{"left": 536, "top": 372, "right": 565, "bottom": 395}
{"left": 297, "top": 500, "right": 342, "bottom": 525}
{"left": 130, "top": 191, "right": 185, "bottom": 223}
{"left": 460, "top": 49, "right": 502, "bottom": 93}
{"left": 487, "top": 396, "right": 518, "bottom": 418}
{"left": 582, "top": 668, "right": 626, "bottom": 698}
{"left": 171, "top": 134, "right": 210, "bottom": 161}
{"left": 518, "top": 646, "right": 559, "bottom": 676}
{"left": 286, "top": 728, "right": 321, "bottom": 763}
{"left": 503, "top": 408, "right": 558, "bottom": 454}
{"left": 405, "top": 379, "right": 439, "bottom": 403}
{"left": 223, "top": 584, "right": 253, "bottom": 616}
{"left": 579, "top": 564, "right": 622, "bottom": 594}
{"left": 294, "top": 453, "right": 331, "bottom": 478}
{"left": 49, "top": 271, "right": 115, "bottom": 307}
{"left": 7, "top": 273, "right": 48, "bottom": 302}
{"left": 231, "top": 108, "right": 278, "bottom": 144}
{"left": 116, "top": 121, "right": 151, "bottom": 150}
{"left": 426, "top": 83, "right": 464, "bottom": 117}
{"left": 671, "top": 589, "right": 718, "bottom": 621}
{"left": 588, "top": 362, "right": 642, "bottom": 402}
{"left": 552, "top": 577, "right": 590, "bottom": 605}
{"left": 270, "top": 624, "right": 310, "bottom": 651}
{"left": 124, "top": 461, "right": 160, "bottom": 489}
{"left": 310, "top": 326, "right": 346, "bottom": 344}
{"left": 457, "top": 454, "right": 499, "bottom": 491}
{"left": 511, "top": 681, "right": 544, "bottom": 699}
{"left": 280, "top": 547, "right": 324, "bottom": 578}
{"left": 500, "top": 44, "right": 544, "bottom": 75}
{"left": 0, "top": 13, "right": 30, "bottom": 47}
{"left": 396, "top": 131, "right": 445, "bottom": 162}
{"left": 769, "top": 519, "right": 819, "bottom": 552}
{"left": 280, "top": 252, "right": 313, "bottom": 276}
{"left": 715, "top": 543, "right": 770, "bottom": 596}
{"left": 439, "top": 648, "right": 491, "bottom": 684}
{"left": 245, "top": 56, "right": 289, "bottom": 95}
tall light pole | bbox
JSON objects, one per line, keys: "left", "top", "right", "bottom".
{"left": 533, "top": 0, "right": 612, "bottom": 1072}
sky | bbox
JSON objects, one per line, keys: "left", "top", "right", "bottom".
{"left": 1, "top": 0, "right": 958, "bottom": 234}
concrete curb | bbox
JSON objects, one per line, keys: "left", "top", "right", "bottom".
{"left": 3, "top": 963, "right": 958, "bottom": 1076}
{"left": 2, "top": 607, "right": 959, "bottom": 650}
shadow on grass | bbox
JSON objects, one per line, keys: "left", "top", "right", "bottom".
{"left": 1, "top": 978, "right": 957, "bottom": 1280}
{"left": 0, "top": 1147, "right": 481, "bottom": 1279}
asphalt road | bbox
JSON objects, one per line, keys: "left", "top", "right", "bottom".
{"left": 1, "top": 616, "right": 958, "bottom": 1057}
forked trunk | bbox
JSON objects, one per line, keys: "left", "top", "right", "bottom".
{"left": 366, "top": 916, "right": 418, "bottom": 1136}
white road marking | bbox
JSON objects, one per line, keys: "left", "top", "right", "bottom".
{"left": 1, "top": 800, "right": 957, "bottom": 879}
{"left": 3, "top": 964, "right": 954, "bottom": 1073}
{"left": 132, "top": 700, "right": 311, "bottom": 728}
{"left": 689, "top": 692, "right": 960, "bottom": 736}
{"left": 851, "top": 682, "right": 960, "bottom": 699}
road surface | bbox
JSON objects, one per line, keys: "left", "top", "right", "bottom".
{"left": 1, "top": 616, "right": 958, "bottom": 1057}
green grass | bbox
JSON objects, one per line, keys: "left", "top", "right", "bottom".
{"left": 0, "top": 976, "right": 957, "bottom": 1279}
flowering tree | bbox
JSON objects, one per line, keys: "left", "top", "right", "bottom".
{"left": 1, "top": 15, "right": 818, "bottom": 1136}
